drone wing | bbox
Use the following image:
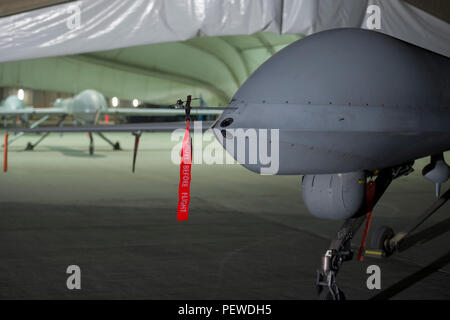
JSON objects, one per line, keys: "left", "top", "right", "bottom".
{"left": 105, "top": 107, "right": 225, "bottom": 116}
{"left": 0, "top": 107, "right": 68, "bottom": 116}
{"left": 7, "top": 121, "right": 214, "bottom": 133}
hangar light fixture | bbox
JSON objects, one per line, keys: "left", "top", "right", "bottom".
{"left": 17, "top": 89, "right": 24, "bottom": 100}
{"left": 132, "top": 99, "right": 139, "bottom": 107}
{"left": 112, "top": 96, "right": 119, "bottom": 107}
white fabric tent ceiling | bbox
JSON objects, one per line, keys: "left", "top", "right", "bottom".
{"left": 0, "top": 0, "right": 448, "bottom": 106}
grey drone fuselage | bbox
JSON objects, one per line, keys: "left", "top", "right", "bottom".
{"left": 54, "top": 89, "right": 108, "bottom": 124}
{"left": 213, "top": 28, "right": 450, "bottom": 219}
{"left": 214, "top": 28, "right": 450, "bottom": 175}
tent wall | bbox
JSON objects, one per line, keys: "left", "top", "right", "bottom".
{"left": 0, "top": 0, "right": 448, "bottom": 63}
{"left": 0, "top": 0, "right": 448, "bottom": 105}
{"left": 0, "top": 33, "right": 300, "bottom": 105}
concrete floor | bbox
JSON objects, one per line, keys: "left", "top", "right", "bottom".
{"left": 0, "top": 131, "right": 449, "bottom": 299}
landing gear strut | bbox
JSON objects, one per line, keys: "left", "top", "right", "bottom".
{"left": 25, "top": 132, "right": 51, "bottom": 151}
{"left": 316, "top": 164, "right": 414, "bottom": 300}
{"left": 87, "top": 132, "right": 121, "bottom": 155}
{"left": 316, "top": 216, "right": 365, "bottom": 300}
{"left": 24, "top": 115, "right": 66, "bottom": 151}
{"left": 88, "top": 132, "right": 94, "bottom": 155}
{"left": 96, "top": 132, "right": 121, "bottom": 151}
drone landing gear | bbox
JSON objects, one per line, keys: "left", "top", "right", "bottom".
{"left": 369, "top": 187, "right": 450, "bottom": 257}
{"left": 316, "top": 216, "right": 365, "bottom": 300}
{"left": 88, "top": 132, "right": 94, "bottom": 155}
{"left": 316, "top": 165, "right": 413, "bottom": 300}
{"left": 95, "top": 132, "right": 121, "bottom": 151}
{"left": 25, "top": 132, "right": 51, "bottom": 151}
{"left": 25, "top": 142, "right": 33, "bottom": 151}
{"left": 24, "top": 115, "right": 65, "bottom": 151}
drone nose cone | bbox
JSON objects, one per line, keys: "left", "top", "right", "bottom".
{"left": 215, "top": 115, "right": 235, "bottom": 139}
{"left": 212, "top": 100, "right": 276, "bottom": 175}
{"left": 73, "top": 90, "right": 108, "bottom": 122}
{"left": 212, "top": 99, "right": 241, "bottom": 141}
{"left": 75, "top": 90, "right": 108, "bottom": 111}
{"left": 3, "top": 95, "right": 25, "bottom": 110}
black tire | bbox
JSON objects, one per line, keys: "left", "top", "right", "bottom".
{"left": 318, "top": 288, "right": 346, "bottom": 300}
{"left": 371, "top": 226, "right": 394, "bottom": 253}
{"left": 25, "top": 142, "right": 34, "bottom": 151}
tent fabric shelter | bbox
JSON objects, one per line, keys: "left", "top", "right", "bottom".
{"left": 0, "top": 33, "right": 301, "bottom": 106}
{"left": 0, "top": 0, "right": 448, "bottom": 106}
